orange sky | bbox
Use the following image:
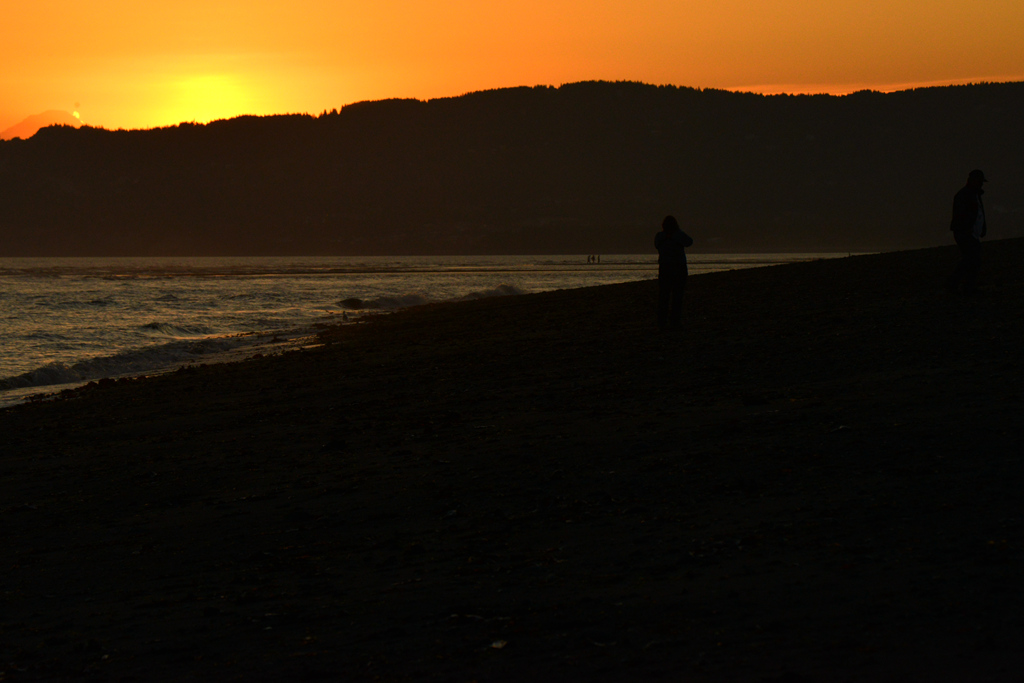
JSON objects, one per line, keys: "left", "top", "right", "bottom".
{"left": 3, "top": 0, "right": 1023, "bottom": 132}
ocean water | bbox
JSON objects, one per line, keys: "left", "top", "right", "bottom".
{"left": 0, "top": 254, "right": 833, "bottom": 406}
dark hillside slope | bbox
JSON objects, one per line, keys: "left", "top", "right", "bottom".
{"left": 1, "top": 81, "right": 1022, "bottom": 255}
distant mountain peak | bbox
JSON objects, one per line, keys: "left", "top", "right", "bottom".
{"left": 1, "top": 110, "right": 83, "bottom": 141}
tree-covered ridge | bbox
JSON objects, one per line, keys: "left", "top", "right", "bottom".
{"left": 2, "top": 81, "right": 1022, "bottom": 255}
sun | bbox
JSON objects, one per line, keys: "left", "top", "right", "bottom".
{"left": 159, "top": 73, "right": 255, "bottom": 126}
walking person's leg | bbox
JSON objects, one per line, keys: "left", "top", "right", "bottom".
{"left": 657, "top": 269, "right": 671, "bottom": 330}
{"left": 962, "top": 237, "right": 981, "bottom": 294}
{"left": 669, "top": 270, "right": 686, "bottom": 329}
{"left": 950, "top": 231, "right": 981, "bottom": 294}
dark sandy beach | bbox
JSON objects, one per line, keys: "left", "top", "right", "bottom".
{"left": 3, "top": 240, "right": 1023, "bottom": 682}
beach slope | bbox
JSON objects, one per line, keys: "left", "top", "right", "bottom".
{"left": 3, "top": 240, "right": 1023, "bottom": 681}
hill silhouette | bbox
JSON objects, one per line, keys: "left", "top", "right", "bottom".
{"left": 1, "top": 81, "right": 1022, "bottom": 256}
{"left": 0, "top": 110, "right": 82, "bottom": 142}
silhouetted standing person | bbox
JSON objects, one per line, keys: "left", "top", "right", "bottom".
{"left": 947, "top": 169, "right": 987, "bottom": 295}
{"left": 655, "top": 215, "right": 693, "bottom": 330}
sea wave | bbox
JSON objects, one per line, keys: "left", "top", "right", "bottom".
{"left": 457, "top": 284, "right": 526, "bottom": 300}
{"left": 139, "top": 321, "right": 216, "bottom": 337}
{"left": 32, "top": 298, "right": 117, "bottom": 311}
{"left": 0, "top": 335, "right": 260, "bottom": 391}
{"left": 336, "top": 283, "right": 525, "bottom": 310}
{"left": 336, "top": 293, "right": 432, "bottom": 310}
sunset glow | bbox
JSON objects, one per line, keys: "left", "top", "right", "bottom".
{"left": 160, "top": 73, "right": 254, "bottom": 126}
{"left": 3, "top": 0, "right": 1023, "bottom": 133}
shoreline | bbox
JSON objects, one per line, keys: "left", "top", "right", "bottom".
{"left": 0, "top": 253, "right": 837, "bottom": 408}
{"left": 3, "top": 239, "right": 1023, "bottom": 680}
{"left": 0, "top": 327, "right": 327, "bottom": 408}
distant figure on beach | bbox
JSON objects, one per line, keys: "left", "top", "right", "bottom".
{"left": 946, "top": 169, "right": 987, "bottom": 295}
{"left": 655, "top": 215, "right": 694, "bottom": 330}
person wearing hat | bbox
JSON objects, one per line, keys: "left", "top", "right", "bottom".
{"left": 946, "top": 169, "right": 987, "bottom": 295}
